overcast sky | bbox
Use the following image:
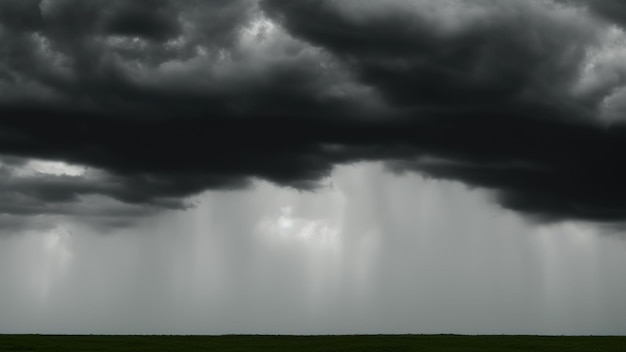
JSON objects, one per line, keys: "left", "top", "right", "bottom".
{"left": 2, "top": 0, "right": 626, "bottom": 335}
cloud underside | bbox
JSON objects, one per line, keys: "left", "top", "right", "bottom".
{"left": 2, "top": 0, "right": 626, "bottom": 231}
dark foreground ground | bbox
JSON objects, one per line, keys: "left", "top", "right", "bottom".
{"left": 1, "top": 334, "right": 626, "bottom": 352}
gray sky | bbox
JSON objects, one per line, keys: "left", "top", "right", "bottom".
{"left": 2, "top": 163, "right": 626, "bottom": 335}
{"left": 2, "top": 0, "right": 626, "bottom": 335}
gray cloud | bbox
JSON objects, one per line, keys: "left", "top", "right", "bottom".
{"left": 0, "top": 162, "right": 185, "bottom": 234}
{"left": 559, "top": 0, "right": 626, "bottom": 28}
{"left": 2, "top": 0, "right": 626, "bottom": 231}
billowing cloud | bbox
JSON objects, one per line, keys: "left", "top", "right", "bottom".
{"left": 3, "top": 0, "right": 626, "bottom": 231}
{"left": 560, "top": 0, "right": 626, "bottom": 29}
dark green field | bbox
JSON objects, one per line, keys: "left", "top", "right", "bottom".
{"left": 2, "top": 334, "right": 626, "bottom": 352}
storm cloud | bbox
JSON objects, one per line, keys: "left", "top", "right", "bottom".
{"left": 2, "top": 0, "right": 626, "bottom": 230}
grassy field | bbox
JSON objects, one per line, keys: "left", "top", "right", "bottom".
{"left": 1, "top": 334, "right": 626, "bottom": 352}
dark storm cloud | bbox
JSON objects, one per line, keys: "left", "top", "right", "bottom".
{"left": 558, "top": 0, "right": 626, "bottom": 28}
{"left": 101, "top": 0, "right": 182, "bottom": 41}
{"left": 259, "top": 0, "right": 626, "bottom": 223}
{"left": 2, "top": 0, "right": 626, "bottom": 229}
{"left": 262, "top": 0, "right": 603, "bottom": 111}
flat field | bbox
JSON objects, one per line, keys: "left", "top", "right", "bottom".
{"left": 1, "top": 334, "right": 626, "bottom": 351}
